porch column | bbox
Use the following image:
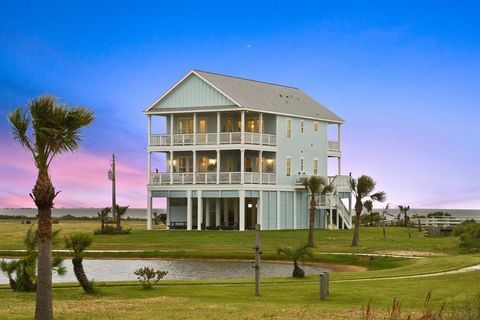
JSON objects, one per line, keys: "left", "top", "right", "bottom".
{"left": 258, "top": 191, "right": 263, "bottom": 228}
{"left": 147, "top": 151, "right": 151, "bottom": 183}
{"left": 234, "top": 198, "right": 239, "bottom": 225}
{"left": 166, "top": 198, "right": 170, "bottom": 230}
{"left": 215, "top": 198, "right": 221, "bottom": 227}
{"left": 223, "top": 198, "right": 229, "bottom": 225}
{"left": 259, "top": 150, "right": 263, "bottom": 176}
{"left": 193, "top": 113, "right": 197, "bottom": 145}
{"left": 240, "top": 149, "right": 245, "bottom": 184}
{"left": 169, "top": 151, "right": 174, "bottom": 185}
{"left": 146, "top": 190, "right": 152, "bottom": 230}
{"left": 193, "top": 150, "right": 197, "bottom": 184}
{"left": 205, "top": 198, "right": 211, "bottom": 227}
{"left": 276, "top": 191, "right": 281, "bottom": 230}
{"left": 217, "top": 111, "right": 221, "bottom": 144}
{"left": 197, "top": 191, "right": 203, "bottom": 230}
{"left": 187, "top": 190, "right": 192, "bottom": 230}
{"left": 216, "top": 149, "right": 220, "bottom": 184}
{"left": 241, "top": 110, "right": 245, "bottom": 144}
{"left": 239, "top": 190, "right": 245, "bottom": 231}
{"left": 170, "top": 114, "right": 174, "bottom": 146}
{"left": 329, "top": 195, "right": 333, "bottom": 229}
{"left": 259, "top": 113, "right": 263, "bottom": 145}
{"left": 293, "top": 191, "right": 297, "bottom": 229}
{"left": 147, "top": 115, "right": 151, "bottom": 146}
{"left": 337, "top": 124, "right": 341, "bottom": 175}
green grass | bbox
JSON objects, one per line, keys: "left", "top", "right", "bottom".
{"left": 0, "top": 219, "right": 478, "bottom": 319}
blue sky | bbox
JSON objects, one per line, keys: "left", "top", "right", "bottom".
{"left": 0, "top": 1, "right": 479, "bottom": 208}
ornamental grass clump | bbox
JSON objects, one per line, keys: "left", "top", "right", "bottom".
{"left": 134, "top": 266, "right": 168, "bottom": 289}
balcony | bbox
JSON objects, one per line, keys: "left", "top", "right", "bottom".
{"left": 150, "top": 132, "right": 277, "bottom": 147}
{"left": 328, "top": 140, "right": 341, "bottom": 157}
{"left": 150, "top": 172, "right": 277, "bottom": 185}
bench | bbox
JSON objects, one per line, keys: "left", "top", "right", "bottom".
{"left": 169, "top": 221, "right": 187, "bottom": 229}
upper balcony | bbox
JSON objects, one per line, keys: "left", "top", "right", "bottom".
{"left": 148, "top": 111, "right": 277, "bottom": 148}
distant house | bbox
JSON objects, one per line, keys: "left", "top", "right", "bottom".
{"left": 144, "top": 70, "right": 352, "bottom": 231}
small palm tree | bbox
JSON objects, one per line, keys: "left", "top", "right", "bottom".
{"left": 398, "top": 205, "right": 411, "bottom": 227}
{"left": 381, "top": 203, "right": 390, "bottom": 240}
{"left": 0, "top": 260, "right": 20, "bottom": 290}
{"left": 8, "top": 95, "right": 93, "bottom": 319}
{"left": 303, "top": 176, "right": 332, "bottom": 247}
{"left": 363, "top": 200, "right": 373, "bottom": 226}
{"left": 350, "top": 175, "right": 386, "bottom": 246}
{"left": 115, "top": 205, "right": 129, "bottom": 230}
{"left": 277, "top": 244, "right": 314, "bottom": 278}
{"left": 65, "top": 233, "right": 94, "bottom": 294}
{"left": 97, "top": 207, "right": 111, "bottom": 232}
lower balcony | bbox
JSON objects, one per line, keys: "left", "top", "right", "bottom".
{"left": 150, "top": 172, "right": 277, "bottom": 185}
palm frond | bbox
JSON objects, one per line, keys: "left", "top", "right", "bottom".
{"left": 370, "top": 191, "right": 386, "bottom": 203}
{"left": 65, "top": 233, "right": 93, "bottom": 257}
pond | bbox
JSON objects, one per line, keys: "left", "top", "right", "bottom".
{"left": 0, "top": 258, "right": 330, "bottom": 284}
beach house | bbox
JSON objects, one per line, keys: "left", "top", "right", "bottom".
{"left": 144, "top": 70, "right": 352, "bottom": 231}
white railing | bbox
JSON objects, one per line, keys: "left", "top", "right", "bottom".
{"left": 315, "top": 194, "right": 352, "bottom": 229}
{"left": 328, "top": 140, "right": 341, "bottom": 153}
{"left": 412, "top": 217, "right": 480, "bottom": 227}
{"left": 150, "top": 172, "right": 276, "bottom": 185}
{"left": 150, "top": 132, "right": 276, "bottom": 146}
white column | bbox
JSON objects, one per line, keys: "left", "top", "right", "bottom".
{"left": 217, "top": 111, "right": 221, "bottom": 144}
{"left": 259, "top": 113, "right": 263, "bottom": 135}
{"left": 193, "top": 150, "right": 197, "bottom": 184}
{"left": 169, "top": 151, "right": 173, "bottom": 185}
{"left": 293, "top": 191, "right": 297, "bottom": 229}
{"left": 205, "top": 198, "right": 211, "bottom": 227}
{"left": 170, "top": 114, "right": 174, "bottom": 146}
{"left": 338, "top": 124, "right": 341, "bottom": 176}
{"left": 216, "top": 149, "right": 220, "bottom": 184}
{"left": 193, "top": 113, "right": 197, "bottom": 145}
{"left": 241, "top": 110, "right": 245, "bottom": 144}
{"left": 147, "top": 151, "right": 151, "bottom": 184}
{"left": 240, "top": 149, "right": 245, "bottom": 184}
{"left": 166, "top": 197, "right": 170, "bottom": 230}
{"left": 187, "top": 190, "right": 192, "bottom": 230}
{"left": 148, "top": 115, "right": 152, "bottom": 146}
{"left": 197, "top": 191, "right": 203, "bottom": 230}
{"left": 215, "top": 198, "right": 221, "bottom": 227}
{"left": 147, "top": 190, "right": 152, "bottom": 230}
{"left": 234, "top": 198, "right": 239, "bottom": 225}
{"left": 239, "top": 190, "right": 245, "bottom": 231}
{"left": 258, "top": 191, "right": 263, "bottom": 228}
{"left": 329, "top": 195, "right": 333, "bottom": 230}
{"left": 276, "top": 191, "right": 281, "bottom": 230}
{"left": 259, "top": 150, "right": 263, "bottom": 175}
{"left": 223, "top": 198, "right": 229, "bottom": 225}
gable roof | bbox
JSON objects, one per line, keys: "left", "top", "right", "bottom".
{"left": 146, "top": 70, "right": 344, "bottom": 123}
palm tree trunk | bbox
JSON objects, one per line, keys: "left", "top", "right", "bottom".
{"left": 307, "top": 195, "right": 316, "bottom": 247}
{"left": 72, "top": 257, "right": 93, "bottom": 294}
{"left": 32, "top": 171, "right": 56, "bottom": 320}
{"left": 351, "top": 199, "right": 362, "bottom": 246}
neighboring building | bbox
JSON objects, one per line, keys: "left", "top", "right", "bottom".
{"left": 144, "top": 70, "right": 352, "bottom": 231}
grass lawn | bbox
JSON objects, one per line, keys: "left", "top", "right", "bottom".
{"left": 0, "top": 218, "right": 478, "bottom": 319}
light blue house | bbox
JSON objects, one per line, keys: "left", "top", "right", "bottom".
{"left": 144, "top": 70, "right": 352, "bottom": 231}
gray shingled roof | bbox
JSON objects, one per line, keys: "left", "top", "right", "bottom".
{"left": 194, "top": 70, "right": 344, "bottom": 123}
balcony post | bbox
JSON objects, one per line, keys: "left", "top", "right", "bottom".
{"left": 146, "top": 190, "right": 152, "bottom": 230}
{"left": 193, "top": 151, "right": 197, "bottom": 184}
{"left": 240, "top": 149, "right": 245, "bottom": 184}
{"left": 187, "top": 190, "right": 192, "bottom": 230}
{"left": 205, "top": 198, "right": 211, "bottom": 228}
{"left": 147, "top": 151, "right": 151, "bottom": 184}
{"left": 259, "top": 150, "right": 263, "bottom": 175}
{"left": 216, "top": 149, "right": 220, "bottom": 184}
{"left": 293, "top": 191, "right": 297, "bottom": 229}
{"left": 239, "top": 190, "right": 245, "bottom": 231}
{"left": 170, "top": 114, "right": 174, "bottom": 146}
{"left": 338, "top": 124, "right": 341, "bottom": 175}
{"left": 169, "top": 151, "right": 174, "bottom": 184}
{"left": 259, "top": 113, "right": 263, "bottom": 145}
{"left": 217, "top": 112, "right": 221, "bottom": 144}
{"left": 197, "top": 191, "right": 203, "bottom": 230}
{"left": 276, "top": 191, "right": 281, "bottom": 230}
{"left": 147, "top": 115, "right": 152, "bottom": 146}
{"left": 241, "top": 110, "right": 245, "bottom": 144}
{"left": 215, "top": 198, "right": 221, "bottom": 227}
{"left": 223, "top": 198, "right": 229, "bottom": 226}
{"left": 193, "top": 113, "right": 197, "bottom": 145}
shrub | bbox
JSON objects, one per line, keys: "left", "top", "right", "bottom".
{"left": 452, "top": 220, "right": 477, "bottom": 236}
{"left": 427, "top": 211, "right": 451, "bottom": 218}
{"left": 134, "top": 267, "right": 168, "bottom": 289}
{"left": 94, "top": 224, "right": 131, "bottom": 235}
{"left": 458, "top": 223, "right": 480, "bottom": 252}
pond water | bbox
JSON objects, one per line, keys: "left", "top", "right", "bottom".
{"left": 0, "top": 258, "right": 329, "bottom": 284}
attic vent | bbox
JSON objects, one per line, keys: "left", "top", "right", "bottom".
{"left": 279, "top": 94, "right": 293, "bottom": 103}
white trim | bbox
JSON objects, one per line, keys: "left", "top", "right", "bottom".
{"left": 286, "top": 118, "right": 292, "bottom": 139}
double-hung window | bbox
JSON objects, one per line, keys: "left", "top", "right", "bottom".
{"left": 286, "top": 118, "right": 292, "bottom": 139}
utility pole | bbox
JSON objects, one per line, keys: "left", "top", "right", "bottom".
{"left": 108, "top": 154, "right": 117, "bottom": 222}
{"left": 253, "top": 224, "right": 261, "bottom": 296}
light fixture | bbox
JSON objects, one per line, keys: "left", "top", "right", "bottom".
{"left": 208, "top": 159, "right": 217, "bottom": 165}
{"left": 266, "top": 159, "right": 274, "bottom": 164}
{"left": 248, "top": 203, "right": 253, "bottom": 208}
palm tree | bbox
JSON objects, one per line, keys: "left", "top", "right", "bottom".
{"left": 0, "top": 260, "right": 20, "bottom": 290}
{"left": 381, "top": 203, "right": 390, "bottom": 240}
{"left": 303, "top": 176, "right": 331, "bottom": 247}
{"left": 350, "top": 175, "right": 386, "bottom": 247}
{"left": 363, "top": 200, "right": 373, "bottom": 226}
{"left": 8, "top": 95, "right": 94, "bottom": 319}
{"left": 398, "top": 205, "right": 411, "bottom": 227}
{"left": 115, "top": 205, "right": 129, "bottom": 230}
{"left": 277, "top": 244, "right": 314, "bottom": 278}
{"left": 97, "top": 207, "right": 111, "bottom": 232}
{"left": 65, "top": 233, "right": 94, "bottom": 294}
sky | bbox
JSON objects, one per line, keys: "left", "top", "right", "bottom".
{"left": 0, "top": 1, "right": 479, "bottom": 209}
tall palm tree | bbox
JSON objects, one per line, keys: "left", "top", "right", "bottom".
{"left": 398, "top": 205, "right": 411, "bottom": 227}
{"left": 115, "top": 205, "right": 129, "bottom": 230}
{"left": 303, "top": 176, "right": 331, "bottom": 247}
{"left": 8, "top": 95, "right": 94, "bottom": 319}
{"left": 277, "top": 244, "right": 314, "bottom": 278}
{"left": 350, "top": 175, "right": 386, "bottom": 247}
{"left": 363, "top": 200, "right": 373, "bottom": 226}
{"left": 97, "top": 207, "right": 111, "bottom": 232}
{"left": 65, "top": 233, "right": 94, "bottom": 294}
{"left": 381, "top": 203, "right": 390, "bottom": 240}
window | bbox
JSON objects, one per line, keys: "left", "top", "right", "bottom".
{"left": 300, "top": 120, "right": 304, "bottom": 134}
{"left": 313, "top": 121, "right": 319, "bottom": 133}
{"left": 177, "top": 157, "right": 192, "bottom": 173}
{"left": 247, "top": 119, "right": 257, "bottom": 133}
{"left": 286, "top": 156, "right": 292, "bottom": 177}
{"left": 226, "top": 118, "right": 233, "bottom": 132}
{"left": 300, "top": 157, "right": 304, "bottom": 172}
{"left": 198, "top": 119, "right": 207, "bottom": 133}
{"left": 178, "top": 119, "right": 194, "bottom": 134}
{"left": 286, "top": 118, "right": 292, "bottom": 138}
{"left": 313, "top": 159, "right": 318, "bottom": 175}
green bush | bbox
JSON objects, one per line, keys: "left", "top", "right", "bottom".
{"left": 452, "top": 220, "right": 477, "bottom": 236}
{"left": 427, "top": 211, "right": 451, "bottom": 218}
{"left": 94, "top": 225, "right": 131, "bottom": 235}
{"left": 134, "top": 267, "right": 168, "bottom": 289}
